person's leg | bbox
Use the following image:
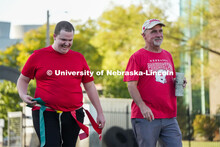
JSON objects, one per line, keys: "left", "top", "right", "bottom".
{"left": 32, "top": 110, "right": 61, "bottom": 147}
{"left": 159, "top": 118, "right": 182, "bottom": 147}
{"left": 131, "top": 118, "right": 161, "bottom": 147}
{"left": 61, "top": 108, "right": 84, "bottom": 147}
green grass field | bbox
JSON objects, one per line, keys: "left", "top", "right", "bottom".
{"left": 182, "top": 141, "right": 220, "bottom": 147}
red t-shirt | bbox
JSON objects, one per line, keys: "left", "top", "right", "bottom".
{"left": 22, "top": 46, "right": 94, "bottom": 111}
{"left": 124, "top": 48, "right": 177, "bottom": 119}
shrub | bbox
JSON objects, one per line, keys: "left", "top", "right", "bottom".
{"left": 193, "top": 114, "right": 218, "bottom": 141}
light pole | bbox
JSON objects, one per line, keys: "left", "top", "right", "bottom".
{"left": 46, "top": 10, "right": 50, "bottom": 46}
{"left": 46, "top": 10, "right": 70, "bottom": 47}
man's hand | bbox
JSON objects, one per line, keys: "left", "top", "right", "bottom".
{"left": 83, "top": 81, "right": 105, "bottom": 129}
{"left": 127, "top": 81, "right": 154, "bottom": 121}
{"left": 183, "top": 77, "right": 187, "bottom": 88}
{"left": 174, "top": 77, "right": 187, "bottom": 88}
{"left": 21, "top": 95, "right": 37, "bottom": 107}
{"left": 96, "top": 113, "right": 105, "bottom": 129}
{"left": 139, "top": 103, "right": 154, "bottom": 122}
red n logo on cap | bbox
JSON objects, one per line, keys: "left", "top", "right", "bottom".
{"left": 149, "top": 19, "right": 160, "bottom": 24}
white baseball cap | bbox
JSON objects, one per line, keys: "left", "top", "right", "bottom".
{"left": 142, "top": 19, "right": 165, "bottom": 34}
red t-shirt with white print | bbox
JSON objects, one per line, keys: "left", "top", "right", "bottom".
{"left": 124, "top": 48, "right": 177, "bottom": 119}
{"left": 22, "top": 46, "right": 94, "bottom": 112}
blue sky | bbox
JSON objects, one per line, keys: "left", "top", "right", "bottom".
{"left": 0, "top": 0, "right": 179, "bottom": 25}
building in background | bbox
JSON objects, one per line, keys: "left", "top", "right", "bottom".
{"left": 0, "top": 22, "right": 20, "bottom": 51}
{"left": 180, "top": 0, "right": 220, "bottom": 115}
{"left": 0, "top": 21, "right": 41, "bottom": 51}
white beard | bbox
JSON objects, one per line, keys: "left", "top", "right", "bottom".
{"left": 153, "top": 39, "right": 163, "bottom": 46}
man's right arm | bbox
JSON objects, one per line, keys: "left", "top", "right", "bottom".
{"left": 17, "top": 74, "right": 36, "bottom": 106}
{"left": 127, "top": 81, "right": 154, "bottom": 121}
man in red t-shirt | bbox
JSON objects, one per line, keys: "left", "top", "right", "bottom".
{"left": 124, "top": 19, "right": 186, "bottom": 147}
{"left": 17, "top": 21, "right": 105, "bottom": 146}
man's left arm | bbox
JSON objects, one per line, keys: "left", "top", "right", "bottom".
{"left": 83, "top": 81, "right": 105, "bottom": 129}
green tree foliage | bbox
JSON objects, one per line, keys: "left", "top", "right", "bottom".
{"left": 91, "top": 5, "right": 144, "bottom": 71}
{"left": 72, "top": 19, "right": 103, "bottom": 82}
{"left": 193, "top": 114, "right": 218, "bottom": 141}
{"left": 102, "top": 75, "right": 130, "bottom": 98}
{"left": 0, "top": 44, "right": 20, "bottom": 69}
{"left": 0, "top": 81, "right": 22, "bottom": 136}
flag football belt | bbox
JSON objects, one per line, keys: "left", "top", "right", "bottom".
{"left": 30, "top": 98, "right": 102, "bottom": 147}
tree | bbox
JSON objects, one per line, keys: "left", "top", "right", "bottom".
{"left": 71, "top": 19, "right": 103, "bottom": 82}
{"left": 0, "top": 44, "right": 20, "bottom": 69}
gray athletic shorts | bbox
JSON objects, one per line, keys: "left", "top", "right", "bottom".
{"left": 131, "top": 117, "right": 182, "bottom": 147}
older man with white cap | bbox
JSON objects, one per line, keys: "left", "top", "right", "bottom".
{"left": 123, "top": 19, "right": 184, "bottom": 147}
